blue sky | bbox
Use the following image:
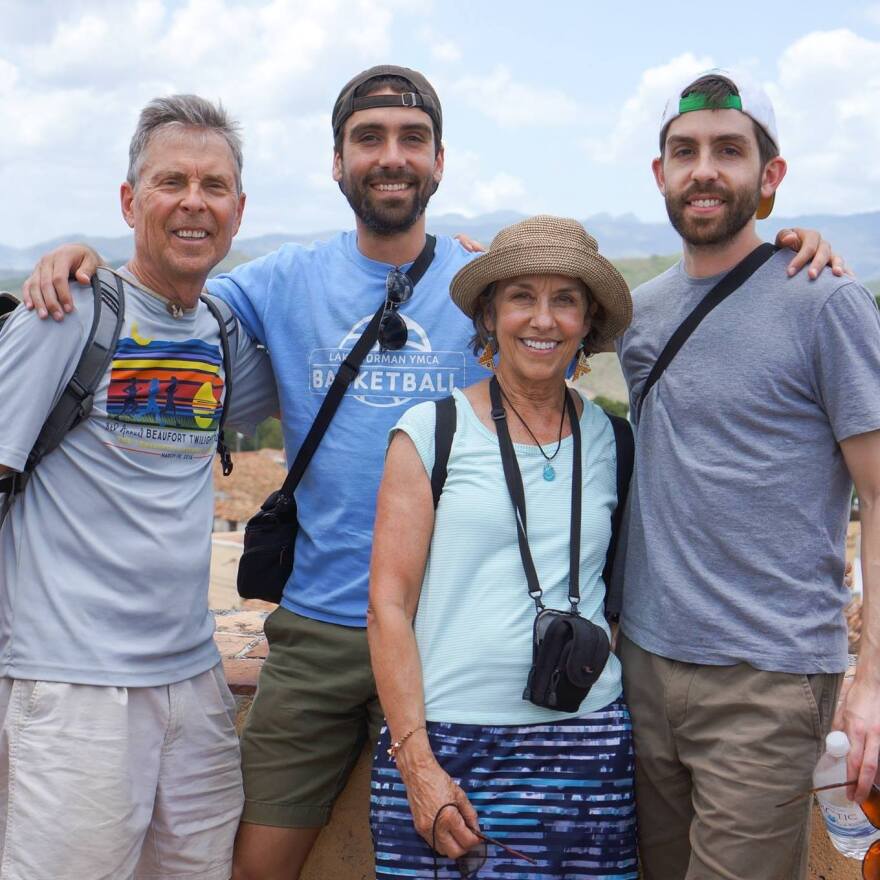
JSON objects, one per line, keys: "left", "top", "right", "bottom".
{"left": 1, "top": 0, "right": 878, "bottom": 246}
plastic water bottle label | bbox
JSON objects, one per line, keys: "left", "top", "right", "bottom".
{"left": 819, "top": 801, "right": 876, "bottom": 839}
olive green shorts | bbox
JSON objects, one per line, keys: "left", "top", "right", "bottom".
{"left": 239, "top": 607, "right": 383, "bottom": 828}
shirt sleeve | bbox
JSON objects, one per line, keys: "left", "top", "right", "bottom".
{"left": 812, "top": 281, "right": 880, "bottom": 442}
{"left": 0, "top": 297, "right": 92, "bottom": 471}
{"left": 207, "top": 249, "right": 281, "bottom": 346}
{"left": 224, "top": 316, "right": 280, "bottom": 437}
{"left": 387, "top": 400, "right": 437, "bottom": 478}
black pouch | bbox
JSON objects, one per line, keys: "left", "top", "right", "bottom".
{"left": 523, "top": 608, "right": 610, "bottom": 712}
{"left": 236, "top": 490, "right": 298, "bottom": 603}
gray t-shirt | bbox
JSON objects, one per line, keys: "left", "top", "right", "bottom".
{"left": 616, "top": 249, "right": 880, "bottom": 673}
{"left": 0, "top": 274, "right": 278, "bottom": 686}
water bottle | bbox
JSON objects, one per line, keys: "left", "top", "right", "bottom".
{"left": 814, "top": 730, "right": 880, "bottom": 858}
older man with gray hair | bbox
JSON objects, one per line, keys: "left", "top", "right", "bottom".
{"left": 0, "top": 95, "right": 277, "bottom": 879}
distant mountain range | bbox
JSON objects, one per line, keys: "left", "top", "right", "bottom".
{"left": 2, "top": 209, "right": 879, "bottom": 281}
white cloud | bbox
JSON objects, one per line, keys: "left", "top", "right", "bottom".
{"left": 585, "top": 35, "right": 880, "bottom": 216}
{"left": 450, "top": 66, "right": 579, "bottom": 127}
{"left": 768, "top": 29, "right": 880, "bottom": 215}
{"left": 584, "top": 52, "right": 714, "bottom": 163}
{"left": 417, "top": 25, "right": 461, "bottom": 64}
{"left": 432, "top": 40, "right": 462, "bottom": 63}
{"left": 431, "top": 148, "right": 527, "bottom": 215}
{"left": 0, "top": 0, "right": 428, "bottom": 245}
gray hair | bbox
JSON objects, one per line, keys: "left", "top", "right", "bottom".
{"left": 127, "top": 94, "right": 244, "bottom": 192}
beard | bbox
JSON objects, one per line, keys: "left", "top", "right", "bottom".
{"left": 665, "top": 179, "right": 761, "bottom": 247}
{"left": 338, "top": 167, "right": 435, "bottom": 236}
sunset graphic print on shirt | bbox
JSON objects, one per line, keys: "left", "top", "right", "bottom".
{"left": 102, "top": 322, "right": 224, "bottom": 460}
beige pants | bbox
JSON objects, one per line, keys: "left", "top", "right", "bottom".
{"left": 0, "top": 664, "right": 243, "bottom": 880}
{"left": 618, "top": 633, "right": 841, "bottom": 880}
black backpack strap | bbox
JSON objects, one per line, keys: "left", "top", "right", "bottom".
{"left": 24, "top": 267, "right": 125, "bottom": 478}
{"left": 603, "top": 412, "right": 634, "bottom": 621}
{"left": 431, "top": 395, "right": 456, "bottom": 509}
{"left": 636, "top": 242, "right": 777, "bottom": 421}
{"left": 0, "top": 292, "right": 19, "bottom": 326}
{"left": 200, "top": 293, "right": 237, "bottom": 476}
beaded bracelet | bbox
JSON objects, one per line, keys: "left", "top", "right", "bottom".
{"left": 387, "top": 724, "right": 426, "bottom": 761}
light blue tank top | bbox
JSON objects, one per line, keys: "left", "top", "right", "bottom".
{"left": 391, "top": 386, "right": 623, "bottom": 725}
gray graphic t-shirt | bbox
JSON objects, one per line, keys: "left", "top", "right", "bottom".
{"left": 616, "top": 250, "right": 880, "bottom": 673}
{"left": 0, "top": 274, "right": 278, "bottom": 686}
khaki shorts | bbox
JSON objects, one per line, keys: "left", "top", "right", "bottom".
{"left": 618, "top": 633, "right": 841, "bottom": 880}
{"left": 0, "top": 665, "right": 243, "bottom": 880}
{"left": 239, "top": 607, "right": 382, "bottom": 828}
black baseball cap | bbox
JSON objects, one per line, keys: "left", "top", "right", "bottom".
{"left": 332, "top": 64, "right": 442, "bottom": 142}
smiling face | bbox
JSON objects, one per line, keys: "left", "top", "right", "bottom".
{"left": 332, "top": 87, "right": 444, "bottom": 236}
{"left": 120, "top": 125, "right": 245, "bottom": 300}
{"left": 653, "top": 108, "right": 785, "bottom": 247}
{"left": 487, "top": 274, "right": 592, "bottom": 386}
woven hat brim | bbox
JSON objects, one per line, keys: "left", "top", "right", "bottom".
{"left": 450, "top": 245, "right": 632, "bottom": 342}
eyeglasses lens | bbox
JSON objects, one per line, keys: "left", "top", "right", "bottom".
{"left": 386, "top": 270, "right": 414, "bottom": 305}
{"left": 378, "top": 312, "right": 408, "bottom": 350}
{"left": 456, "top": 839, "right": 487, "bottom": 878}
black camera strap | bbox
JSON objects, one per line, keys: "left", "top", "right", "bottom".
{"left": 489, "top": 376, "right": 581, "bottom": 614}
{"left": 636, "top": 242, "right": 777, "bottom": 420}
{"left": 276, "top": 235, "right": 436, "bottom": 501}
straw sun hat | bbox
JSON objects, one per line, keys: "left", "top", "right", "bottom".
{"left": 450, "top": 215, "right": 632, "bottom": 343}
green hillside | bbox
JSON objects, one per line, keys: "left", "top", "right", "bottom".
{"left": 613, "top": 254, "right": 678, "bottom": 288}
{"left": 0, "top": 274, "right": 26, "bottom": 295}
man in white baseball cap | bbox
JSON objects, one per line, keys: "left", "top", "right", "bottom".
{"left": 615, "top": 69, "right": 880, "bottom": 879}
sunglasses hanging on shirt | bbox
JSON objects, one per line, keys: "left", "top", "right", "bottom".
{"left": 378, "top": 237, "right": 435, "bottom": 350}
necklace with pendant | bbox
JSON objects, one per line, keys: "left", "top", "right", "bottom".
{"left": 497, "top": 382, "right": 567, "bottom": 482}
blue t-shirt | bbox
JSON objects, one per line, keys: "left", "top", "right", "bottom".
{"left": 209, "top": 232, "right": 485, "bottom": 626}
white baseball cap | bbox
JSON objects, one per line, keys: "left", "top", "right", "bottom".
{"left": 660, "top": 68, "right": 779, "bottom": 218}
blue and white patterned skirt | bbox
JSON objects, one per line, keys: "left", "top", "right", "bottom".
{"left": 370, "top": 698, "right": 638, "bottom": 879}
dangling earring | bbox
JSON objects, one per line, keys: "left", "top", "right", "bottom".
{"left": 572, "top": 344, "right": 591, "bottom": 381}
{"left": 478, "top": 336, "right": 496, "bottom": 372}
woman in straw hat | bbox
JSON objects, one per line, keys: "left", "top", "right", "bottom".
{"left": 368, "top": 216, "right": 638, "bottom": 878}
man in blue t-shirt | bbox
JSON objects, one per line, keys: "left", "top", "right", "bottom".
{"left": 208, "top": 66, "right": 489, "bottom": 878}
{"left": 614, "top": 70, "right": 880, "bottom": 880}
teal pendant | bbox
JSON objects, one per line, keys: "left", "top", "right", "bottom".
{"left": 543, "top": 463, "right": 556, "bottom": 482}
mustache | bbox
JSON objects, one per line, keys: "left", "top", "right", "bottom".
{"left": 679, "top": 184, "right": 730, "bottom": 201}
{"left": 364, "top": 170, "right": 419, "bottom": 185}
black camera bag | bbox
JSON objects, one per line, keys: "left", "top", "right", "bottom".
{"left": 523, "top": 608, "right": 611, "bottom": 712}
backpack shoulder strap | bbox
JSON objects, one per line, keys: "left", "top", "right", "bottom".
{"left": 200, "top": 293, "right": 237, "bottom": 476}
{"left": 431, "top": 395, "right": 457, "bottom": 509}
{"left": 25, "top": 267, "right": 125, "bottom": 476}
{"left": 0, "top": 292, "right": 19, "bottom": 326}
{"left": 603, "top": 411, "right": 634, "bottom": 621}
